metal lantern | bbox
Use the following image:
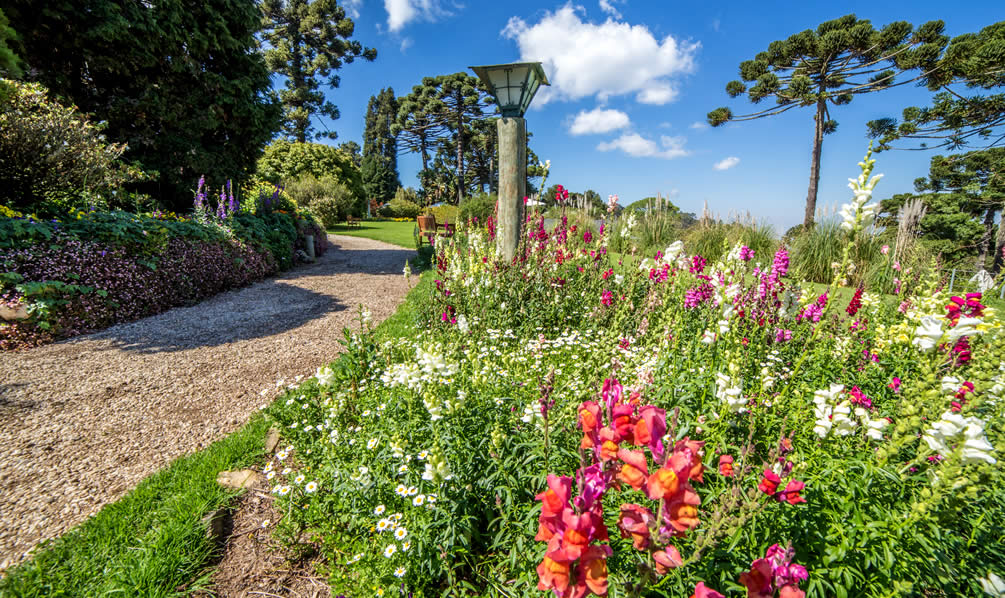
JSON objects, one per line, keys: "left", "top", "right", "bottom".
{"left": 469, "top": 62, "right": 549, "bottom": 118}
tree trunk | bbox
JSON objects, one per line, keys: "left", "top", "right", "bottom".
{"left": 803, "top": 98, "right": 826, "bottom": 229}
{"left": 455, "top": 103, "right": 464, "bottom": 205}
{"left": 977, "top": 206, "right": 995, "bottom": 270}
{"left": 993, "top": 203, "right": 1005, "bottom": 274}
{"left": 291, "top": 26, "right": 306, "bottom": 143}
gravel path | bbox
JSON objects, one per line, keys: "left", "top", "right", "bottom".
{"left": 0, "top": 235, "right": 415, "bottom": 570}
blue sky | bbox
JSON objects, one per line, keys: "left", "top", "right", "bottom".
{"left": 318, "top": 0, "right": 1002, "bottom": 232}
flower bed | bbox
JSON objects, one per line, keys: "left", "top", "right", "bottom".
{"left": 1, "top": 202, "right": 327, "bottom": 349}
{"left": 262, "top": 153, "right": 1003, "bottom": 597}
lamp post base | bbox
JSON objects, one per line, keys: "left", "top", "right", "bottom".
{"left": 496, "top": 117, "right": 526, "bottom": 261}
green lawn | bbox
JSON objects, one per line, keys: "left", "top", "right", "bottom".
{"left": 328, "top": 220, "right": 418, "bottom": 249}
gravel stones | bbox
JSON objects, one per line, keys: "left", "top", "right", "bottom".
{"left": 0, "top": 235, "right": 414, "bottom": 569}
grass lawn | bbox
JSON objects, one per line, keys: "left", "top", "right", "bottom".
{"left": 328, "top": 220, "right": 418, "bottom": 249}
{"left": 0, "top": 272, "right": 434, "bottom": 598}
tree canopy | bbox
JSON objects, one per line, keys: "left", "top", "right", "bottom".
{"left": 5, "top": 0, "right": 282, "bottom": 211}
{"left": 256, "top": 140, "right": 364, "bottom": 203}
{"left": 261, "top": 0, "right": 376, "bottom": 142}
{"left": 868, "top": 21, "right": 1005, "bottom": 151}
{"left": 707, "top": 14, "right": 947, "bottom": 228}
{"left": 361, "top": 87, "right": 400, "bottom": 202}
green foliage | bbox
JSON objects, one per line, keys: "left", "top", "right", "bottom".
{"left": 0, "top": 80, "right": 145, "bottom": 216}
{"left": 362, "top": 154, "right": 399, "bottom": 204}
{"left": 0, "top": 7, "right": 22, "bottom": 77}
{"left": 261, "top": 0, "right": 376, "bottom": 142}
{"left": 381, "top": 194, "right": 422, "bottom": 219}
{"left": 423, "top": 204, "right": 459, "bottom": 225}
{"left": 285, "top": 175, "right": 357, "bottom": 228}
{"left": 869, "top": 21, "right": 1005, "bottom": 151}
{"left": 5, "top": 0, "right": 282, "bottom": 212}
{"left": 707, "top": 14, "right": 947, "bottom": 227}
{"left": 458, "top": 192, "right": 496, "bottom": 222}
{"left": 362, "top": 87, "right": 400, "bottom": 199}
{"left": 257, "top": 140, "right": 365, "bottom": 205}
{"left": 788, "top": 219, "right": 882, "bottom": 285}
{"left": 681, "top": 219, "right": 778, "bottom": 264}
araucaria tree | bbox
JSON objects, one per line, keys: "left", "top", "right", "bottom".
{"left": 868, "top": 21, "right": 1005, "bottom": 151}
{"left": 361, "top": 87, "right": 400, "bottom": 203}
{"left": 707, "top": 15, "right": 947, "bottom": 228}
{"left": 393, "top": 83, "right": 448, "bottom": 189}
{"left": 427, "top": 73, "right": 495, "bottom": 205}
{"left": 261, "top": 0, "right": 376, "bottom": 142}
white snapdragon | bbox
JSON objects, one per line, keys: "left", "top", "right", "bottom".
{"left": 922, "top": 412, "right": 996, "bottom": 465}
{"left": 315, "top": 366, "right": 335, "bottom": 387}
{"left": 715, "top": 372, "right": 746, "bottom": 414}
{"left": 456, "top": 314, "right": 469, "bottom": 334}
{"left": 840, "top": 148, "right": 883, "bottom": 232}
{"left": 912, "top": 316, "right": 944, "bottom": 352}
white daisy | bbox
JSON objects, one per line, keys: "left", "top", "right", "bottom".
{"left": 397, "top": 465, "right": 408, "bottom": 475}
{"left": 261, "top": 519, "right": 270, "bottom": 528}
{"left": 374, "top": 505, "right": 386, "bottom": 515}
{"left": 394, "top": 527, "right": 408, "bottom": 540}
{"left": 266, "top": 471, "right": 276, "bottom": 480}
{"left": 394, "top": 566, "right": 406, "bottom": 578}
{"left": 294, "top": 474, "right": 306, "bottom": 485}
{"left": 406, "top": 486, "right": 418, "bottom": 496}
{"left": 401, "top": 541, "right": 411, "bottom": 552}
{"left": 383, "top": 544, "right": 397, "bottom": 558}
{"left": 418, "top": 450, "right": 429, "bottom": 460}
{"left": 395, "top": 484, "right": 408, "bottom": 496}
{"left": 347, "top": 553, "right": 362, "bottom": 564}
{"left": 277, "top": 485, "right": 292, "bottom": 496}
{"left": 376, "top": 519, "right": 391, "bottom": 532}
{"left": 367, "top": 438, "right": 379, "bottom": 450}
{"left": 282, "top": 468, "right": 292, "bottom": 476}
{"left": 275, "top": 450, "right": 289, "bottom": 461}
{"left": 412, "top": 495, "right": 425, "bottom": 506}
{"left": 305, "top": 481, "right": 318, "bottom": 493}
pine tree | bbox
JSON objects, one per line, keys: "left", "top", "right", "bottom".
{"left": 361, "top": 87, "right": 400, "bottom": 202}
{"left": 261, "top": 0, "right": 376, "bottom": 142}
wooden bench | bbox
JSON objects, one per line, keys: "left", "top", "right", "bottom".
{"left": 416, "top": 215, "right": 453, "bottom": 246}
{"left": 345, "top": 215, "right": 361, "bottom": 228}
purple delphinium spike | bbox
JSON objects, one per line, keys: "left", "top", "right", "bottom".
{"left": 194, "top": 175, "right": 207, "bottom": 214}
{"left": 227, "top": 179, "right": 237, "bottom": 217}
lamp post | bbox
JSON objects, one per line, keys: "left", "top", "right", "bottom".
{"left": 469, "top": 62, "right": 549, "bottom": 260}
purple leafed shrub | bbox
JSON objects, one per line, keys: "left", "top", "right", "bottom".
{"left": 1, "top": 235, "right": 275, "bottom": 350}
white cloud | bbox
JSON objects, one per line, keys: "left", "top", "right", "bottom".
{"left": 345, "top": 0, "right": 363, "bottom": 18}
{"left": 713, "top": 156, "right": 740, "bottom": 170}
{"left": 636, "top": 82, "right": 678, "bottom": 104}
{"left": 597, "top": 133, "right": 689, "bottom": 159}
{"left": 599, "top": 0, "right": 622, "bottom": 18}
{"left": 400, "top": 37, "right": 413, "bottom": 52}
{"left": 502, "top": 5, "right": 698, "bottom": 106}
{"left": 669, "top": 188, "right": 681, "bottom": 199}
{"left": 569, "top": 108, "right": 631, "bottom": 135}
{"left": 385, "top": 0, "right": 451, "bottom": 32}
{"left": 689, "top": 121, "right": 709, "bottom": 130}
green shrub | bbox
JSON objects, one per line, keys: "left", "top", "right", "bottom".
{"left": 256, "top": 140, "right": 364, "bottom": 203}
{"left": 284, "top": 175, "right": 358, "bottom": 227}
{"left": 423, "top": 204, "right": 459, "bottom": 225}
{"left": 458, "top": 192, "right": 496, "bottom": 222}
{"left": 381, "top": 196, "right": 422, "bottom": 219}
{"left": 0, "top": 80, "right": 145, "bottom": 216}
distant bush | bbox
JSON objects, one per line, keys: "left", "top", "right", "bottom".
{"left": 284, "top": 175, "right": 357, "bottom": 228}
{"left": 788, "top": 218, "right": 881, "bottom": 285}
{"left": 423, "top": 204, "right": 459, "bottom": 225}
{"left": 459, "top": 193, "right": 496, "bottom": 222}
{"left": 381, "top": 196, "right": 422, "bottom": 219}
{"left": 256, "top": 140, "right": 364, "bottom": 205}
{"left": 681, "top": 220, "right": 777, "bottom": 264}
{"left": 0, "top": 80, "right": 145, "bottom": 216}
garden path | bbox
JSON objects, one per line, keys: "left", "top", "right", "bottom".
{"left": 0, "top": 235, "right": 414, "bottom": 570}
